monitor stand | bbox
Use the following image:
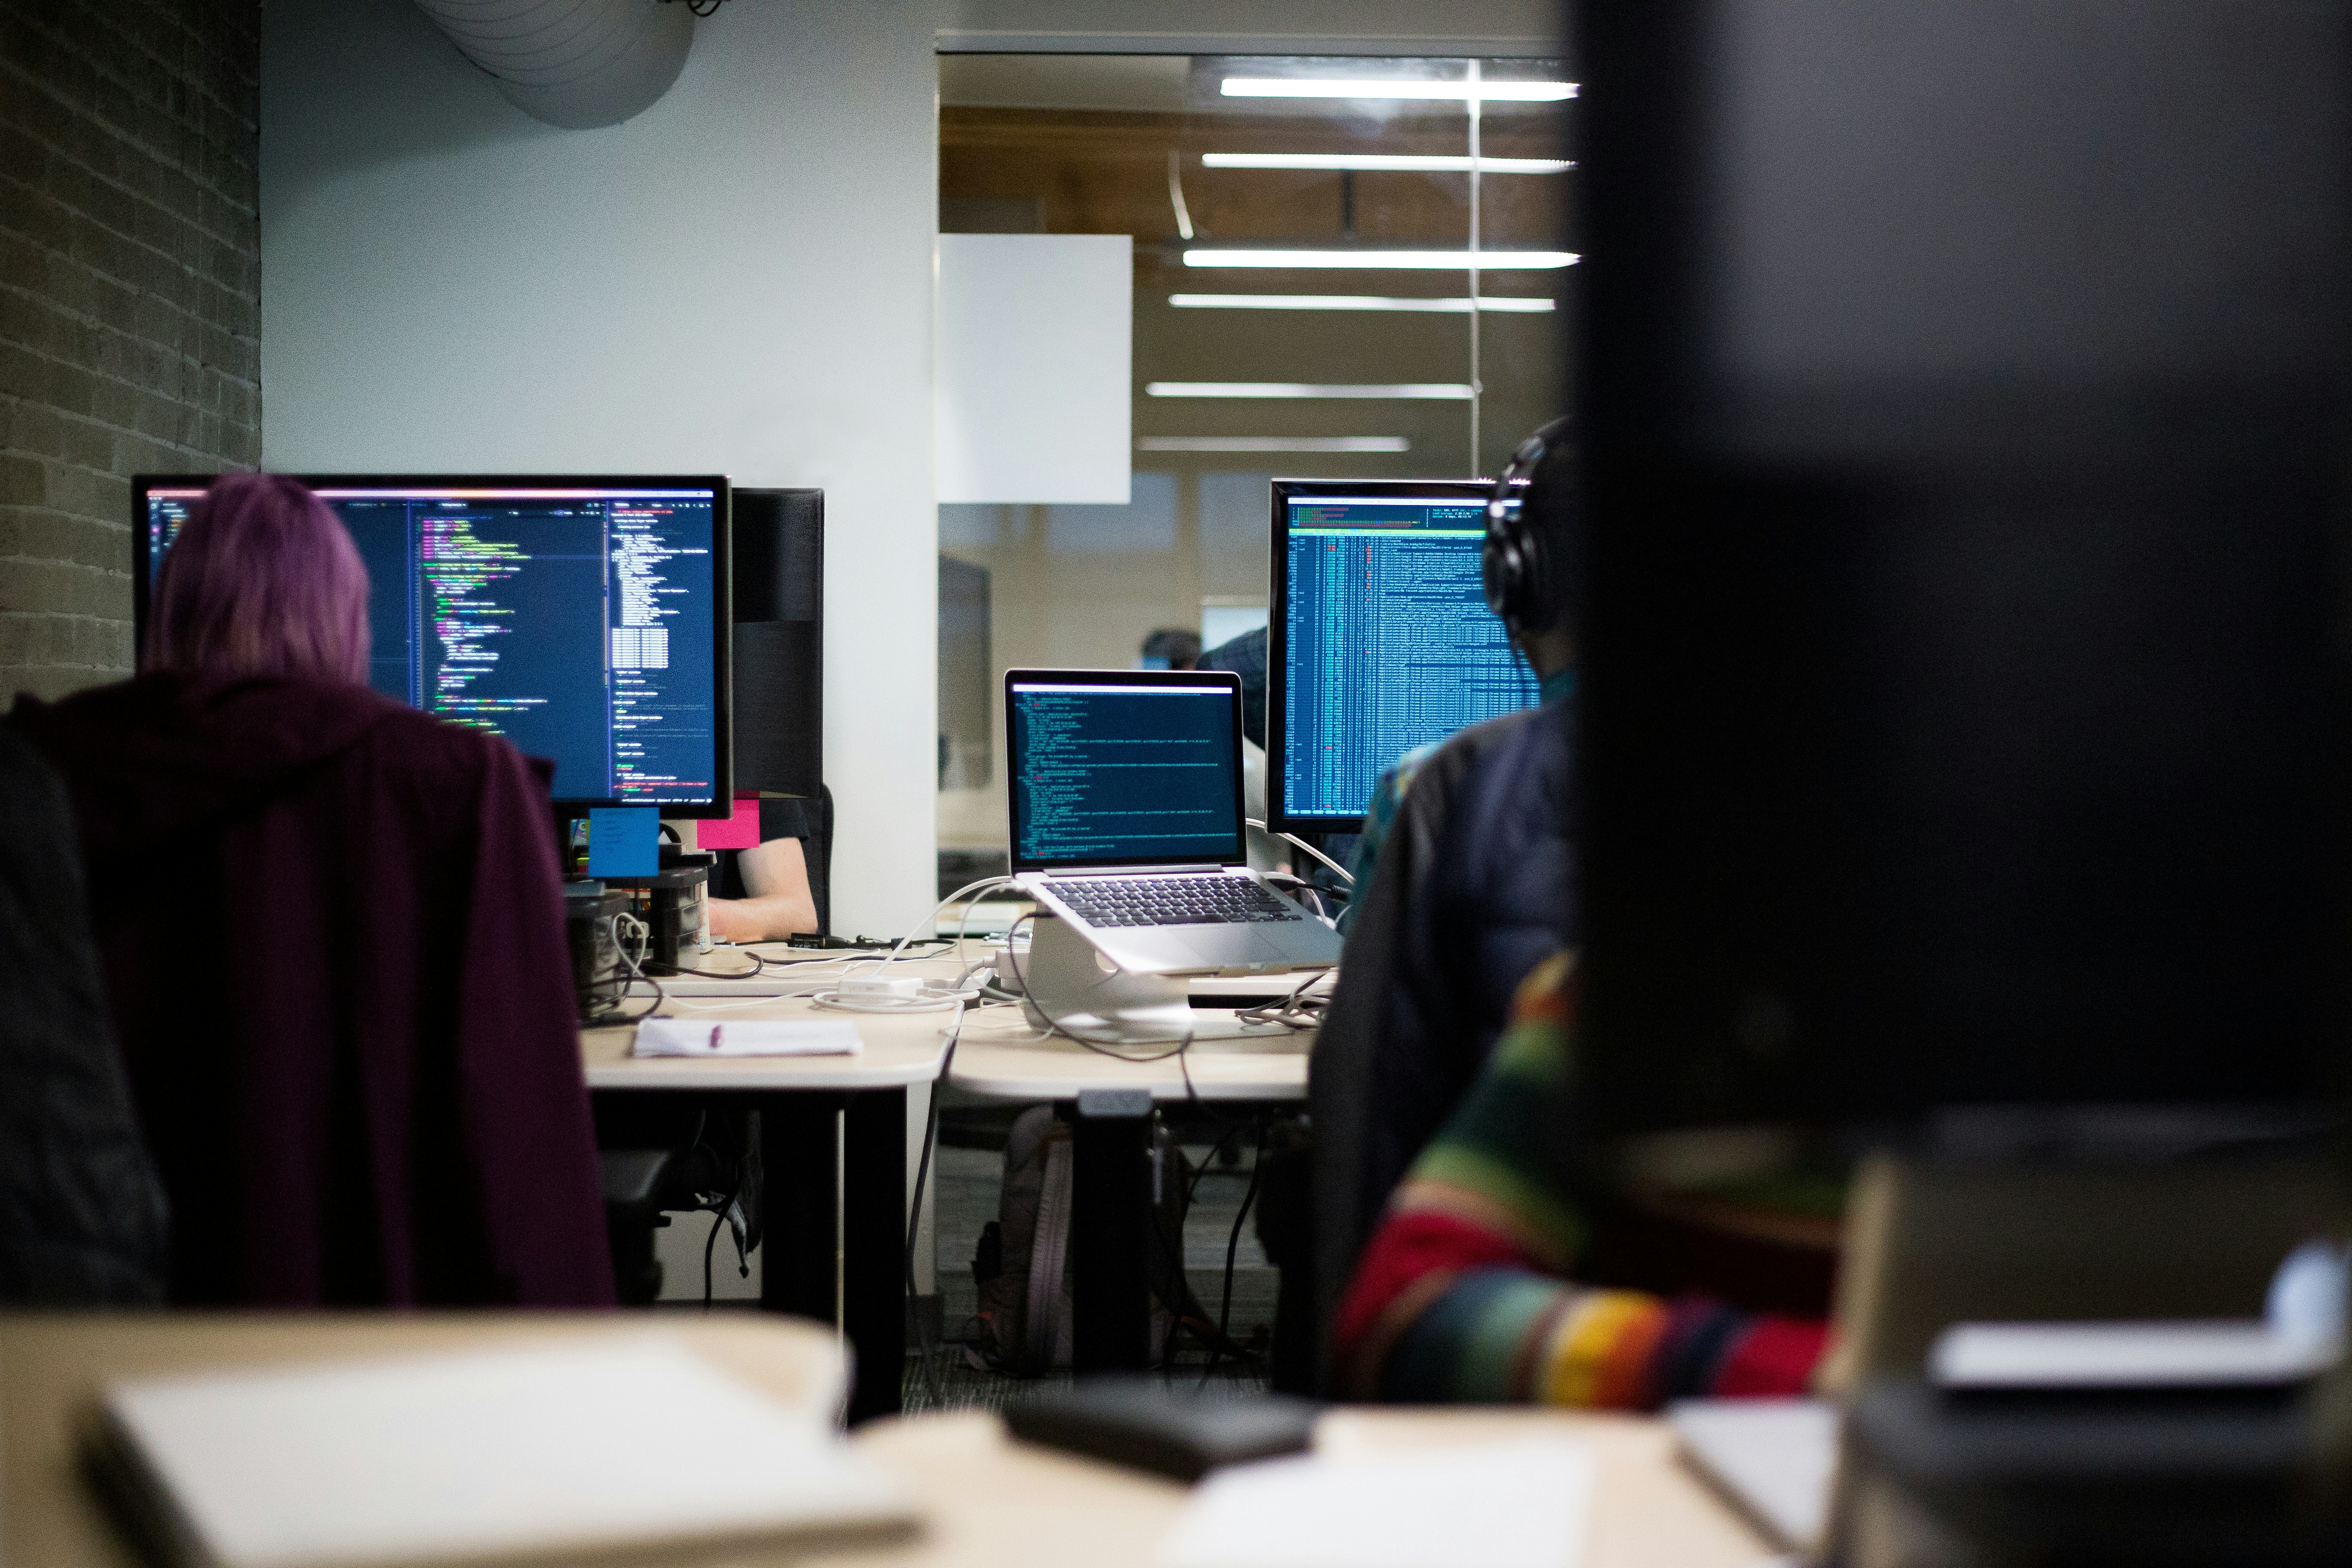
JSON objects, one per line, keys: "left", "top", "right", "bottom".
{"left": 1016, "top": 914, "right": 1200, "bottom": 1046}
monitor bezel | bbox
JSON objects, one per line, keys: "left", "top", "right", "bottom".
{"left": 131, "top": 473, "right": 735, "bottom": 818}
{"left": 1002, "top": 665, "right": 1249, "bottom": 873}
{"left": 1264, "top": 476, "right": 1515, "bottom": 836}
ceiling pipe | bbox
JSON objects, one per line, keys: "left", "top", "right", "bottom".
{"left": 413, "top": 0, "right": 696, "bottom": 130}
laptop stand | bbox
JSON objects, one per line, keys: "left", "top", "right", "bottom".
{"left": 1017, "top": 915, "right": 1198, "bottom": 1045}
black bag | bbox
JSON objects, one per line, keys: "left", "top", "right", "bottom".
{"left": 969, "top": 1106, "right": 1202, "bottom": 1373}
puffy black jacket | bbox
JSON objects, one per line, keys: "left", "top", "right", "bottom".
{"left": 0, "top": 720, "right": 167, "bottom": 1304}
{"left": 1310, "top": 698, "right": 1576, "bottom": 1375}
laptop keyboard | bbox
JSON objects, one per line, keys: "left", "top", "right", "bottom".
{"left": 1048, "top": 875, "right": 1304, "bottom": 928}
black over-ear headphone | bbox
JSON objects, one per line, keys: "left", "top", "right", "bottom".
{"left": 1482, "top": 416, "right": 1575, "bottom": 638}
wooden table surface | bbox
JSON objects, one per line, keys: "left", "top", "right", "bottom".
{"left": 0, "top": 1312, "right": 847, "bottom": 1568}
{"left": 3, "top": 1314, "right": 1774, "bottom": 1568}
{"left": 830, "top": 1406, "right": 1779, "bottom": 1568}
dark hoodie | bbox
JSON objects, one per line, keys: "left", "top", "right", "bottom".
{"left": 12, "top": 674, "right": 613, "bottom": 1307}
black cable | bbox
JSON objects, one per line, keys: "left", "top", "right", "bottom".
{"left": 1160, "top": 1118, "right": 1255, "bottom": 1379}
{"left": 656, "top": 950, "right": 767, "bottom": 980}
{"left": 702, "top": 1170, "right": 744, "bottom": 1309}
{"left": 902, "top": 1007, "right": 965, "bottom": 1410}
{"left": 1200, "top": 1118, "right": 1269, "bottom": 1387}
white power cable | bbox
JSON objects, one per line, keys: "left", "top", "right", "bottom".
{"left": 870, "top": 876, "right": 1019, "bottom": 971}
{"left": 1247, "top": 819, "right": 1354, "bottom": 887}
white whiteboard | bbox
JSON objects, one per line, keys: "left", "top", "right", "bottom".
{"left": 936, "top": 233, "right": 1131, "bottom": 504}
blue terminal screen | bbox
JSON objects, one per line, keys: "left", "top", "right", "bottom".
{"left": 1281, "top": 494, "right": 1533, "bottom": 821}
{"left": 143, "top": 484, "right": 721, "bottom": 806}
{"left": 1010, "top": 681, "right": 1242, "bottom": 867}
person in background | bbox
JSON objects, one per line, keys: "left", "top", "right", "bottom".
{"left": 1138, "top": 627, "right": 1201, "bottom": 671}
{"left": 12, "top": 473, "right": 611, "bottom": 1307}
{"left": 705, "top": 797, "right": 821, "bottom": 941}
{"left": 1334, "top": 956, "right": 1828, "bottom": 1404}
{"left": 1197, "top": 625, "right": 1268, "bottom": 747}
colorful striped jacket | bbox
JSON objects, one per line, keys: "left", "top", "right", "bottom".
{"left": 1332, "top": 953, "right": 1829, "bottom": 1405}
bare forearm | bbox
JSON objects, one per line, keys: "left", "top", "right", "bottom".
{"left": 707, "top": 892, "right": 817, "bottom": 943}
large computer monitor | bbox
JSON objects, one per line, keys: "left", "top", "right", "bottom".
{"left": 1573, "top": 1, "right": 2352, "bottom": 1134}
{"left": 1266, "top": 478, "right": 1533, "bottom": 833}
{"left": 133, "top": 476, "right": 733, "bottom": 816}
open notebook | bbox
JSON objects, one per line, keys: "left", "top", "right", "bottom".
{"left": 83, "top": 1337, "right": 917, "bottom": 1568}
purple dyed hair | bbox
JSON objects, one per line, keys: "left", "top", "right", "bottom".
{"left": 145, "top": 473, "right": 371, "bottom": 684}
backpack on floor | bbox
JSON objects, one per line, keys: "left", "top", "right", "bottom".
{"left": 969, "top": 1106, "right": 1201, "bottom": 1373}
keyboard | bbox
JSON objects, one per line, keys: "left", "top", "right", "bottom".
{"left": 1047, "top": 874, "right": 1304, "bottom": 928}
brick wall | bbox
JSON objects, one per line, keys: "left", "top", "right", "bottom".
{"left": 0, "top": 0, "right": 261, "bottom": 702}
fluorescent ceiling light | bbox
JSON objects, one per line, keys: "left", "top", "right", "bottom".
{"left": 1222, "top": 77, "right": 1576, "bottom": 103}
{"left": 1136, "top": 436, "right": 1412, "bottom": 453}
{"left": 1145, "top": 383, "right": 1473, "bottom": 400}
{"left": 1169, "top": 293, "right": 1554, "bottom": 314}
{"left": 1201, "top": 153, "right": 1571, "bottom": 174}
{"left": 1183, "top": 249, "right": 1577, "bottom": 270}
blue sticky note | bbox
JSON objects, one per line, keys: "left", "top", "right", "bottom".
{"left": 587, "top": 807, "right": 659, "bottom": 879}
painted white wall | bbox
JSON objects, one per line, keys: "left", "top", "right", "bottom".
{"left": 260, "top": 0, "right": 941, "bottom": 938}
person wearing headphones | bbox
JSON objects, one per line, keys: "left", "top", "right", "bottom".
{"left": 1309, "top": 420, "right": 1834, "bottom": 1404}
{"left": 1310, "top": 419, "right": 1585, "bottom": 1369}
{"left": 1338, "top": 423, "right": 1579, "bottom": 919}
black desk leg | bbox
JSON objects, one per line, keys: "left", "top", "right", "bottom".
{"left": 759, "top": 1091, "right": 907, "bottom": 1424}
{"left": 760, "top": 1095, "right": 836, "bottom": 1325}
{"left": 1070, "top": 1088, "right": 1155, "bottom": 1375}
{"left": 841, "top": 1088, "right": 907, "bottom": 1424}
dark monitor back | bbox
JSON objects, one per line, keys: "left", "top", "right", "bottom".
{"left": 732, "top": 488, "right": 823, "bottom": 798}
{"left": 1574, "top": 1, "right": 2352, "bottom": 1132}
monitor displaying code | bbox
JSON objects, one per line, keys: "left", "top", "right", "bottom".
{"left": 141, "top": 483, "right": 722, "bottom": 807}
{"left": 1009, "top": 681, "right": 1242, "bottom": 868}
{"left": 1278, "top": 492, "right": 1533, "bottom": 823}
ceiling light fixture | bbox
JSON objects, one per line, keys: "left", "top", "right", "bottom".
{"left": 1168, "top": 292, "right": 1554, "bottom": 313}
{"left": 1136, "top": 436, "right": 1412, "bottom": 453}
{"left": 1220, "top": 77, "right": 1576, "bottom": 103}
{"left": 1145, "top": 383, "right": 1473, "bottom": 400}
{"left": 1182, "top": 248, "right": 1576, "bottom": 270}
{"left": 1200, "top": 153, "right": 1571, "bottom": 174}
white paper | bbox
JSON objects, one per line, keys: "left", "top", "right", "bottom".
{"left": 1669, "top": 1397, "right": 1837, "bottom": 1551}
{"left": 936, "top": 233, "right": 1132, "bottom": 504}
{"left": 632, "top": 1018, "right": 863, "bottom": 1057}
{"left": 1158, "top": 1441, "right": 1593, "bottom": 1568}
{"left": 101, "top": 1337, "right": 908, "bottom": 1568}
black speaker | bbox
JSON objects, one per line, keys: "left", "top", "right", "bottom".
{"left": 732, "top": 489, "right": 823, "bottom": 797}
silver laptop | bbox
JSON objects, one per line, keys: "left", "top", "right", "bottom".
{"left": 1005, "top": 668, "right": 1344, "bottom": 977}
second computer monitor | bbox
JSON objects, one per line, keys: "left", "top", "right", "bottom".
{"left": 1267, "top": 478, "right": 1533, "bottom": 833}
{"left": 134, "top": 476, "right": 732, "bottom": 815}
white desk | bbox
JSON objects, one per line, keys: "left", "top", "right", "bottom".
{"left": 583, "top": 947, "right": 1320, "bottom": 1397}
{"left": 947, "top": 1004, "right": 1311, "bottom": 1102}
{"left": 941, "top": 969, "right": 1318, "bottom": 1377}
{"left": 579, "top": 952, "right": 959, "bottom": 1424}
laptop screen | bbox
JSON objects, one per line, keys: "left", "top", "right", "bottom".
{"left": 1005, "top": 671, "right": 1246, "bottom": 871}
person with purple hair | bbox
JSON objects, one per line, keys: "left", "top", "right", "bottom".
{"left": 9, "top": 473, "right": 613, "bottom": 1308}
